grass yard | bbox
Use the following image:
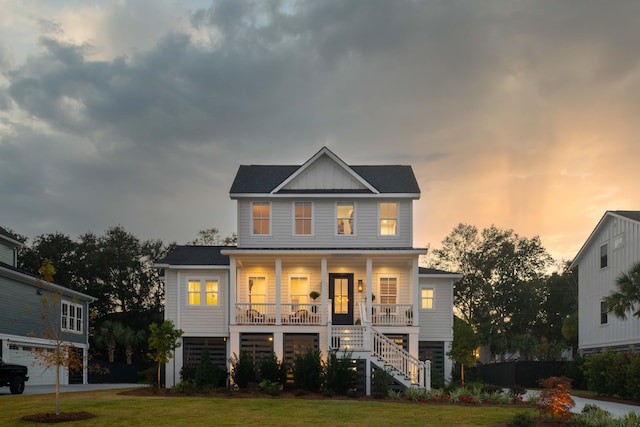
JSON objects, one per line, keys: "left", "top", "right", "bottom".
{"left": 0, "top": 389, "right": 530, "bottom": 426}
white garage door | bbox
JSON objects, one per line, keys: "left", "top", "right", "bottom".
{"left": 9, "top": 345, "right": 63, "bottom": 386}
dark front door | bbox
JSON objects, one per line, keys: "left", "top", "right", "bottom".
{"left": 329, "top": 273, "right": 354, "bottom": 325}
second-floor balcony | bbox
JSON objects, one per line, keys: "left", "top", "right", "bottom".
{"left": 234, "top": 302, "right": 415, "bottom": 327}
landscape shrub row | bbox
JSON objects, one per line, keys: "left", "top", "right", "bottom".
{"left": 582, "top": 349, "right": 640, "bottom": 400}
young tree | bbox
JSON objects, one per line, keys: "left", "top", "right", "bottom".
{"left": 147, "top": 320, "right": 183, "bottom": 387}
{"left": 448, "top": 316, "right": 477, "bottom": 385}
{"left": 604, "top": 262, "right": 640, "bottom": 319}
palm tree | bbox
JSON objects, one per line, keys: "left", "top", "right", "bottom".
{"left": 604, "top": 262, "right": 640, "bottom": 319}
{"left": 121, "top": 327, "right": 146, "bottom": 365}
{"left": 95, "top": 320, "right": 126, "bottom": 362}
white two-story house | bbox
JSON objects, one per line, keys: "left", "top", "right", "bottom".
{"left": 570, "top": 210, "right": 640, "bottom": 355}
{"left": 157, "top": 147, "right": 460, "bottom": 393}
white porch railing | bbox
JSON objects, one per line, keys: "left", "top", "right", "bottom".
{"left": 329, "top": 325, "right": 368, "bottom": 350}
{"left": 235, "top": 303, "right": 322, "bottom": 325}
{"left": 370, "top": 328, "right": 428, "bottom": 388}
{"left": 372, "top": 304, "right": 414, "bottom": 326}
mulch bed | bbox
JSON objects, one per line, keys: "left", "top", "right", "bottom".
{"left": 21, "top": 411, "right": 96, "bottom": 423}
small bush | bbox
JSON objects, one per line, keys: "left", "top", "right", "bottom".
{"left": 324, "top": 350, "right": 357, "bottom": 395}
{"left": 230, "top": 351, "right": 256, "bottom": 389}
{"left": 507, "top": 412, "right": 536, "bottom": 427}
{"left": 292, "top": 348, "right": 323, "bottom": 392}
{"left": 258, "top": 379, "right": 280, "bottom": 395}
{"left": 404, "top": 386, "right": 428, "bottom": 401}
{"left": 171, "top": 380, "right": 197, "bottom": 393}
{"left": 258, "top": 352, "right": 287, "bottom": 386}
{"left": 536, "top": 376, "right": 575, "bottom": 419}
{"left": 566, "top": 404, "right": 615, "bottom": 427}
{"left": 372, "top": 368, "right": 393, "bottom": 398}
{"left": 195, "top": 343, "right": 226, "bottom": 389}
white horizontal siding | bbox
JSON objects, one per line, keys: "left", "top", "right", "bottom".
{"left": 578, "top": 216, "right": 640, "bottom": 350}
{"left": 0, "top": 244, "right": 14, "bottom": 265}
{"left": 418, "top": 278, "right": 454, "bottom": 341}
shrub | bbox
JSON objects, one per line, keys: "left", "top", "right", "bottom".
{"left": 258, "top": 379, "right": 280, "bottom": 395}
{"left": 179, "top": 364, "right": 196, "bottom": 382}
{"left": 230, "top": 351, "right": 256, "bottom": 389}
{"left": 566, "top": 404, "right": 615, "bottom": 427}
{"left": 507, "top": 412, "right": 536, "bottom": 427}
{"left": 536, "top": 376, "right": 575, "bottom": 419}
{"left": 258, "top": 352, "right": 287, "bottom": 386}
{"left": 324, "top": 350, "right": 357, "bottom": 395}
{"left": 171, "top": 380, "right": 197, "bottom": 393}
{"left": 625, "top": 353, "right": 640, "bottom": 401}
{"left": 292, "top": 348, "right": 323, "bottom": 392}
{"left": 372, "top": 367, "right": 393, "bottom": 398}
{"left": 195, "top": 343, "right": 227, "bottom": 389}
{"left": 404, "top": 386, "right": 428, "bottom": 401}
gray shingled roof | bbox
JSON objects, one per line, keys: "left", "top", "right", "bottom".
{"left": 229, "top": 165, "right": 420, "bottom": 194}
{"left": 612, "top": 210, "right": 640, "bottom": 222}
{"left": 156, "top": 246, "right": 230, "bottom": 266}
{"left": 419, "top": 267, "right": 461, "bottom": 276}
{"left": 0, "top": 227, "right": 21, "bottom": 246}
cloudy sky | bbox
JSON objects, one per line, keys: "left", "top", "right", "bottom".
{"left": 1, "top": 0, "right": 639, "bottom": 263}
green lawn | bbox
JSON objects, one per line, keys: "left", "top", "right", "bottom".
{"left": 1, "top": 389, "right": 531, "bottom": 426}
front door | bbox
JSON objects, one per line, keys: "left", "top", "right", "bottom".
{"left": 329, "top": 273, "right": 354, "bottom": 325}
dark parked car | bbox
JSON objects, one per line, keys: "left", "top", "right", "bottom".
{"left": 0, "top": 358, "right": 29, "bottom": 394}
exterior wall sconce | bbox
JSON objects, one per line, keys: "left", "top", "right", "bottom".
{"left": 357, "top": 280, "right": 363, "bottom": 292}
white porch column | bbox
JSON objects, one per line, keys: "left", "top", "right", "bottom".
{"left": 412, "top": 257, "right": 419, "bottom": 327}
{"left": 229, "top": 258, "right": 237, "bottom": 326}
{"left": 273, "top": 332, "right": 284, "bottom": 361}
{"left": 365, "top": 358, "right": 371, "bottom": 396}
{"left": 366, "top": 257, "right": 373, "bottom": 321}
{"left": 321, "top": 258, "right": 327, "bottom": 324}
{"left": 444, "top": 340, "right": 453, "bottom": 385}
{"left": 275, "top": 258, "right": 282, "bottom": 325}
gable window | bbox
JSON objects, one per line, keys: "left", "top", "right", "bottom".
{"left": 252, "top": 202, "right": 270, "bottom": 235}
{"left": 249, "top": 276, "right": 267, "bottom": 308}
{"left": 600, "top": 300, "right": 608, "bottom": 325}
{"left": 379, "top": 202, "right": 398, "bottom": 236}
{"left": 614, "top": 233, "right": 624, "bottom": 250}
{"left": 61, "top": 301, "right": 83, "bottom": 333}
{"left": 421, "top": 288, "right": 434, "bottom": 310}
{"left": 188, "top": 279, "right": 219, "bottom": 305}
{"left": 600, "top": 243, "right": 608, "bottom": 269}
{"left": 290, "top": 276, "right": 309, "bottom": 305}
{"left": 294, "top": 202, "right": 313, "bottom": 235}
{"left": 379, "top": 277, "right": 397, "bottom": 312}
{"left": 337, "top": 202, "right": 355, "bottom": 235}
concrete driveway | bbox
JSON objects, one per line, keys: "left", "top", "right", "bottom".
{"left": 0, "top": 383, "right": 147, "bottom": 396}
{"left": 523, "top": 390, "right": 640, "bottom": 419}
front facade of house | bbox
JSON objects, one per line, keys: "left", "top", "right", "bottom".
{"left": 157, "top": 148, "right": 459, "bottom": 393}
{"left": 570, "top": 211, "right": 640, "bottom": 355}
{"left": 0, "top": 227, "right": 95, "bottom": 385}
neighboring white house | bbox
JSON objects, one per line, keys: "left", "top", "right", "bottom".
{"left": 570, "top": 211, "right": 640, "bottom": 355}
{"left": 0, "top": 227, "right": 95, "bottom": 386}
{"left": 156, "top": 147, "right": 460, "bottom": 393}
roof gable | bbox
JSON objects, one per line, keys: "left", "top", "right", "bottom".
{"left": 0, "top": 227, "right": 23, "bottom": 248}
{"left": 570, "top": 210, "right": 640, "bottom": 268}
{"left": 155, "top": 246, "right": 230, "bottom": 266}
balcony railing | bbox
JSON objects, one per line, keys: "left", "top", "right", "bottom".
{"left": 372, "top": 304, "right": 414, "bottom": 326}
{"left": 235, "top": 303, "right": 322, "bottom": 325}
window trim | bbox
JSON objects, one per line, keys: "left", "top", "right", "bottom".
{"left": 613, "top": 233, "right": 624, "bottom": 251}
{"left": 336, "top": 202, "right": 356, "bottom": 236}
{"left": 251, "top": 201, "right": 271, "bottom": 236}
{"left": 420, "top": 288, "right": 435, "bottom": 310}
{"left": 378, "top": 202, "right": 398, "bottom": 237}
{"left": 600, "top": 242, "right": 608, "bottom": 269}
{"left": 293, "top": 201, "right": 314, "bottom": 236}
{"left": 61, "top": 300, "right": 83, "bottom": 334}
{"left": 600, "top": 300, "right": 608, "bottom": 325}
{"left": 186, "top": 277, "right": 220, "bottom": 307}
{"left": 377, "top": 275, "right": 398, "bottom": 313}
{"left": 289, "top": 274, "right": 310, "bottom": 305}
{"left": 248, "top": 275, "right": 268, "bottom": 306}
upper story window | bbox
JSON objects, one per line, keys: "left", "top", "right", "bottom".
{"left": 379, "top": 202, "right": 398, "bottom": 236}
{"left": 600, "top": 300, "right": 608, "bottom": 325}
{"left": 188, "top": 279, "right": 219, "bottom": 305}
{"left": 61, "top": 301, "right": 83, "bottom": 334}
{"left": 294, "top": 202, "right": 313, "bottom": 235}
{"left": 613, "top": 233, "right": 624, "bottom": 250}
{"left": 252, "top": 202, "right": 271, "bottom": 235}
{"left": 421, "top": 288, "right": 434, "bottom": 310}
{"left": 290, "top": 276, "right": 309, "bottom": 304}
{"left": 336, "top": 202, "right": 355, "bottom": 235}
{"left": 600, "top": 243, "right": 608, "bottom": 269}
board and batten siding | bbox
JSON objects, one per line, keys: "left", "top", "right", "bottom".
{"left": 237, "top": 198, "right": 413, "bottom": 248}
{"left": 578, "top": 215, "right": 640, "bottom": 351}
{"left": 0, "top": 275, "right": 88, "bottom": 344}
{"left": 418, "top": 278, "right": 454, "bottom": 342}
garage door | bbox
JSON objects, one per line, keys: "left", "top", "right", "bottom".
{"left": 9, "top": 345, "right": 61, "bottom": 385}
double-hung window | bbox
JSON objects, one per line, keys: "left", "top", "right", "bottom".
{"left": 421, "top": 288, "right": 434, "bottom": 310}
{"left": 600, "top": 243, "right": 608, "bottom": 269}
{"left": 379, "top": 202, "right": 397, "bottom": 236}
{"left": 379, "top": 277, "right": 397, "bottom": 313}
{"left": 252, "top": 202, "right": 270, "bottom": 235}
{"left": 61, "top": 301, "right": 83, "bottom": 333}
{"left": 249, "top": 276, "right": 267, "bottom": 309}
{"left": 290, "top": 276, "right": 309, "bottom": 305}
{"left": 337, "top": 202, "right": 355, "bottom": 235}
{"left": 600, "top": 300, "right": 608, "bottom": 325}
{"left": 188, "top": 279, "right": 219, "bottom": 306}
{"left": 294, "top": 202, "right": 313, "bottom": 235}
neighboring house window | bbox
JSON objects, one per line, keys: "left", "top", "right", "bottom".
{"left": 249, "top": 276, "right": 267, "bottom": 308}
{"left": 421, "top": 288, "right": 434, "bottom": 310}
{"left": 613, "top": 233, "right": 624, "bottom": 250}
{"left": 600, "top": 300, "right": 608, "bottom": 325}
{"left": 290, "top": 276, "right": 309, "bottom": 305}
{"left": 379, "top": 277, "right": 397, "bottom": 312}
{"left": 600, "top": 243, "right": 608, "bottom": 269}
{"left": 294, "top": 202, "right": 313, "bottom": 235}
{"left": 337, "top": 202, "right": 355, "bottom": 235}
{"left": 379, "top": 202, "right": 398, "bottom": 236}
{"left": 61, "top": 301, "right": 83, "bottom": 333}
{"left": 188, "top": 279, "right": 219, "bottom": 305}
{"left": 252, "top": 202, "right": 270, "bottom": 235}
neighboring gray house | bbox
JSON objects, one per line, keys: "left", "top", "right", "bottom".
{"left": 0, "top": 227, "right": 95, "bottom": 385}
{"left": 157, "top": 147, "right": 460, "bottom": 393}
{"left": 570, "top": 211, "right": 640, "bottom": 355}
